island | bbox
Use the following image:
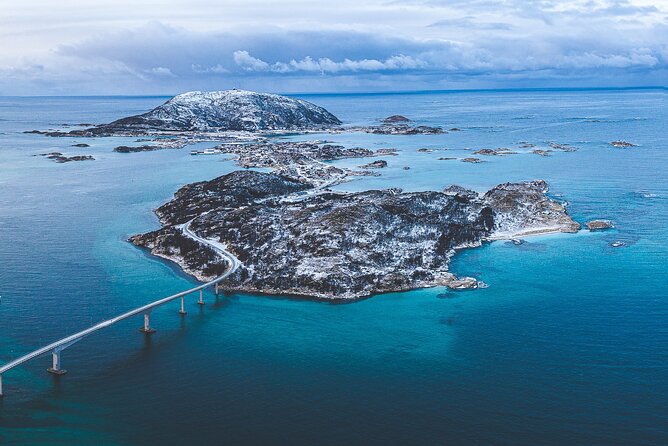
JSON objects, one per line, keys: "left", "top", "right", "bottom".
{"left": 74, "top": 90, "right": 340, "bottom": 135}
{"left": 586, "top": 219, "right": 614, "bottom": 231}
{"left": 131, "top": 172, "right": 580, "bottom": 300}
{"left": 38, "top": 152, "right": 95, "bottom": 163}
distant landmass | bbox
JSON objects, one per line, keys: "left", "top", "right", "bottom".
{"left": 98, "top": 89, "right": 342, "bottom": 132}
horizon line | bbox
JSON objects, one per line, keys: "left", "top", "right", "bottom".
{"left": 1, "top": 85, "right": 665, "bottom": 99}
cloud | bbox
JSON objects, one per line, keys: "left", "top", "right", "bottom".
{"left": 427, "top": 18, "right": 513, "bottom": 30}
{"left": 558, "top": 49, "right": 659, "bottom": 69}
{"left": 233, "top": 50, "right": 270, "bottom": 71}
{"left": 191, "top": 63, "right": 229, "bottom": 73}
{"left": 233, "top": 51, "right": 427, "bottom": 73}
{"left": 55, "top": 22, "right": 666, "bottom": 76}
{"left": 147, "top": 66, "right": 176, "bottom": 77}
{"left": 0, "top": 0, "right": 666, "bottom": 94}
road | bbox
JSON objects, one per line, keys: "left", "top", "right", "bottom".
{"left": 0, "top": 220, "right": 240, "bottom": 395}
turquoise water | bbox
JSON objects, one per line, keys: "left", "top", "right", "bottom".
{"left": 0, "top": 90, "right": 667, "bottom": 445}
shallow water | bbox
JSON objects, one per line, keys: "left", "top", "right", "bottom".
{"left": 0, "top": 89, "right": 666, "bottom": 445}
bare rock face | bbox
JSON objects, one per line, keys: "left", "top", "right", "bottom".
{"left": 131, "top": 172, "right": 580, "bottom": 300}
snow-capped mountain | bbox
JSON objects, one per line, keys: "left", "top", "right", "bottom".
{"left": 100, "top": 89, "right": 342, "bottom": 132}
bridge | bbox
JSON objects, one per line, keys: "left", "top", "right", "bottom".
{"left": 0, "top": 221, "right": 241, "bottom": 397}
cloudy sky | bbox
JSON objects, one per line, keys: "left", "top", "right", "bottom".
{"left": 1, "top": 0, "right": 666, "bottom": 95}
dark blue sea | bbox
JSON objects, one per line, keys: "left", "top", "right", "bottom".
{"left": 0, "top": 89, "right": 666, "bottom": 445}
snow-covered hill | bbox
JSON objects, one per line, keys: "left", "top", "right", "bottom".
{"left": 101, "top": 89, "right": 341, "bottom": 132}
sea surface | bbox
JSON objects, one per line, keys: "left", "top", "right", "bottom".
{"left": 0, "top": 89, "right": 666, "bottom": 445}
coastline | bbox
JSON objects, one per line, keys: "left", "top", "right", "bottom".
{"left": 132, "top": 171, "right": 580, "bottom": 300}
{"left": 1, "top": 89, "right": 665, "bottom": 445}
{"left": 145, "top": 219, "right": 584, "bottom": 301}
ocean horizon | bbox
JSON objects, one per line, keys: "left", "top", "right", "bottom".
{"left": 0, "top": 88, "right": 667, "bottom": 445}
{"left": 1, "top": 85, "right": 666, "bottom": 99}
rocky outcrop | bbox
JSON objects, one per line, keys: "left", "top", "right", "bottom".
{"left": 382, "top": 115, "right": 411, "bottom": 123}
{"left": 37, "top": 152, "right": 95, "bottom": 163}
{"left": 217, "top": 141, "right": 388, "bottom": 186}
{"left": 360, "top": 160, "right": 388, "bottom": 169}
{"left": 473, "top": 148, "right": 517, "bottom": 156}
{"left": 548, "top": 142, "right": 577, "bottom": 152}
{"left": 586, "top": 219, "right": 614, "bottom": 231}
{"left": 368, "top": 124, "right": 444, "bottom": 135}
{"left": 483, "top": 180, "right": 581, "bottom": 238}
{"left": 131, "top": 172, "right": 580, "bottom": 300}
{"left": 610, "top": 141, "right": 637, "bottom": 148}
{"left": 443, "top": 185, "right": 478, "bottom": 201}
{"left": 114, "top": 145, "right": 161, "bottom": 153}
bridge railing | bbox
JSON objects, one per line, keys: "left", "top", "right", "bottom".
{"left": 0, "top": 259, "right": 235, "bottom": 397}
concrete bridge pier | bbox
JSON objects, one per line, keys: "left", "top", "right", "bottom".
{"left": 0, "top": 374, "right": 4, "bottom": 397}
{"left": 139, "top": 312, "right": 156, "bottom": 334}
{"left": 179, "top": 296, "right": 187, "bottom": 315}
{"left": 198, "top": 289, "right": 204, "bottom": 306}
{"left": 47, "top": 349, "right": 67, "bottom": 375}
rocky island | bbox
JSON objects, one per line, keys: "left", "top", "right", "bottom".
{"left": 586, "top": 219, "right": 614, "bottom": 231}
{"left": 37, "top": 152, "right": 95, "bottom": 163}
{"left": 382, "top": 115, "right": 411, "bottom": 123}
{"left": 131, "top": 172, "right": 580, "bottom": 300}
{"left": 29, "top": 89, "right": 342, "bottom": 137}
{"left": 609, "top": 140, "right": 637, "bottom": 148}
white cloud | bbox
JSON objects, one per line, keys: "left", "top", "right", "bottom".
{"left": 0, "top": 0, "right": 666, "bottom": 94}
{"left": 232, "top": 52, "right": 428, "bottom": 74}
{"left": 559, "top": 49, "right": 659, "bottom": 69}
{"left": 233, "top": 50, "right": 270, "bottom": 71}
{"left": 147, "top": 66, "right": 176, "bottom": 77}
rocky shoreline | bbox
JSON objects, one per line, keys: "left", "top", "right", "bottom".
{"left": 130, "top": 171, "right": 580, "bottom": 300}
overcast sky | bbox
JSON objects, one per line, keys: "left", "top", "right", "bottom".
{"left": 0, "top": 0, "right": 666, "bottom": 95}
